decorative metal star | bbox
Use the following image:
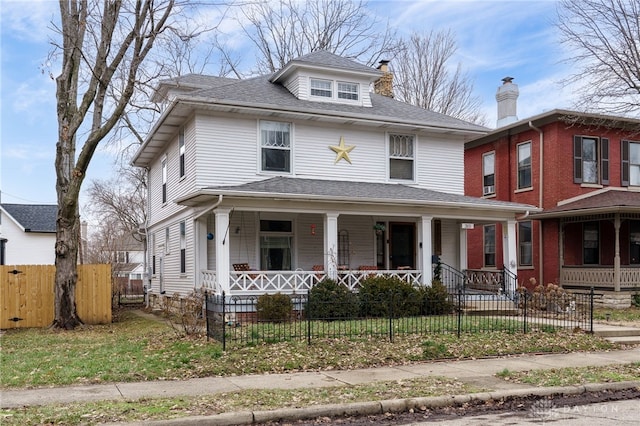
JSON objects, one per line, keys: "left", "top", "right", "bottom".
{"left": 329, "top": 136, "right": 355, "bottom": 164}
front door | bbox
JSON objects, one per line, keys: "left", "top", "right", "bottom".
{"left": 390, "top": 222, "right": 415, "bottom": 269}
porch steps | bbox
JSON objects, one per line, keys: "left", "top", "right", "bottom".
{"left": 594, "top": 325, "right": 640, "bottom": 345}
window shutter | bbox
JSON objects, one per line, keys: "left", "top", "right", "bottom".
{"left": 622, "top": 139, "right": 630, "bottom": 186}
{"left": 573, "top": 136, "right": 582, "bottom": 183}
{"left": 601, "top": 138, "right": 609, "bottom": 185}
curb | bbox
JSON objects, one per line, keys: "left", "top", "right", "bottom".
{"left": 121, "top": 381, "right": 640, "bottom": 425}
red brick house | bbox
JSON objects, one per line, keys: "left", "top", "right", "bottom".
{"left": 465, "top": 79, "right": 640, "bottom": 305}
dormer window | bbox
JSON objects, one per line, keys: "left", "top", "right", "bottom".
{"left": 310, "top": 79, "right": 332, "bottom": 98}
{"left": 338, "top": 82, "right": 358, "bottom": 100}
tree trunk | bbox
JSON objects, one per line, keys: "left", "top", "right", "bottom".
{"left": 53, "top": 201, "right": 82, "bottom": 329}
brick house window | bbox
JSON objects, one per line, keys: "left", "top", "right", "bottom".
{"left": 583, "top": 222, "right": 599, "bottom": 265}
{"left": 574, "top": 136, "right": 609, "bottom": 185}
{"left": 517, "top": 142, "right": 532, "bottom": 189}
{"left": 621, "top": 140, "right": 640, "bottom": 186}
{"left": 484, "top": 224, "right": 496, "bottom": 267}
{"left": 518, "top": 221, "right": 532, "bottom": 266}
{"left": 483, "top": 151, "right": 495, "bottom": 195}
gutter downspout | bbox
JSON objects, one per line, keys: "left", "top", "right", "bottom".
{"left": 529, "top": 121, "right": 544, "bottom": 286}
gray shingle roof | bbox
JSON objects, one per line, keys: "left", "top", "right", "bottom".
{"left": 2, "top": 203, "right": 57, "bottom": 233}
{"left": 197, "top": 177, "right": 534, "bottom": 211}
{"left": 185, "top": 74, "right": 487, "bottom": 133}
{"left": 288, "top": 50, "right": 380, "bottom": 74}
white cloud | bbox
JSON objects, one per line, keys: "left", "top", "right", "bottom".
{"left": 0, "top": 0, "right": 58, "bottom": 43}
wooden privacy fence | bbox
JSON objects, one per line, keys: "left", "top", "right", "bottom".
{"left": 1, "top": 264, "right": 112, "bottom": 328}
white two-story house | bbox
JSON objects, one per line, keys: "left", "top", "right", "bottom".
{"left": 133, "top": 51, "right": 535, "bottom": 298}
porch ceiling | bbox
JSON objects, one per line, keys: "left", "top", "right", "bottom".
{"left": 531, "top": 188, "right": 640, "bottom": 219}
{"left": 176, "top": 176, "right": 536, "bottom": 217}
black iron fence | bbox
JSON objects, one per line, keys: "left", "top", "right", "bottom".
{"left": 205, "top": 288, "right": 594, "bottom": 350}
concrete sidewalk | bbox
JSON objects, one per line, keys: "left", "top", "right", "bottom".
{"left": 1, "top": 348, "right": 639, "bottom": 425}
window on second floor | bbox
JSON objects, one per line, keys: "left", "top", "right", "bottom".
{"left": 517, "top": 142, "right": 532, "bottom": 189}
{"left": 260, "top": 120, "right": 291, "bottom": 173}
{"left": 310, "top": 78, "right": 332, "bottom": 98}
{"left": 389, "top": 133, "right": 414, "bottom": 180}
{"left": 574, "top": 136, "right": 609, "bottom": 185}
{"left": 518, "top": 221, "right": 532, "bottom": 267}
{"left": 482, "top": 151, "right": 495, "bottom": 196}
{"left": 178, "top": 127, "right": 185, "bottom": 178}
{"left": 161, "top": 157, "right": 167, "bottom": 203}
{"left": 621, "top": 140, "right": 640, "bottom": 186}
{"left": 484, "top": 224, "right": 496, "bottom": 267}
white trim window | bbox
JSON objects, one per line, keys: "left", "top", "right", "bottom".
{"left": 179, "top": 221, "right": 186, "bottom": 274}
{"left": 337, "top": 82, "right": 358, "bottom": 100}
{"left": 622, "top": 140, "right": 640, "bottom": 186}
{"left": 484, "top": 224, "right": 496, "bottom": 267}
{"left": 178, "top": 127, "right": 185, "bottom": 178}
{"left": 389, "top": 134, "right": 414, "bottom": 180}
{"left": 518, "top": 221, "right": 532, "bottom": 267}
{"left": 482, "top": 151, "right": 495, "bottom": 196}
{"left": 260, "top": 120, "right": 291, "bottom": 173}
{"left": 165, "top": 226, "right": 170, "bottom": 254}
{"left": 517, "top": 142, "right": 532, "bottom": 189}
{"left": 161, "top": 156, "right": 167, "bottom": 204}
{"left": 310, "top": 78, "right": 332, "bottom": 98}
{"left": 259, "top": 219, "right": 293, "bottom": 271}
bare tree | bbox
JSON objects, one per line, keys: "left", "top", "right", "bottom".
{"left": 393, "top": 30, "right": 486, "bottom": 125}
{"left": 557, "top": 0, "right": 640, "bottom": 116}
{"left": 227, "top": 0, "right": 401, "bottom": 73}
{"left": 53, "top": 0, "right": 177, "bottom": 329}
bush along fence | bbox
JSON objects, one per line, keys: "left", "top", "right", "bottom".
{"left": 205, "top": 277, "right": 594, "bottom": 350}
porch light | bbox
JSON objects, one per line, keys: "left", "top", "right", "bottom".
{"left": 310, "top": 224, "right": 316, "bottom": 235}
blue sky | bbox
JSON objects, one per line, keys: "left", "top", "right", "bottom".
{"left": 0, "top": 0, "right": 574, "bottom": 212}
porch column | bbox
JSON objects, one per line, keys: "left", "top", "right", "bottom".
{"left": 193, "top": 218, "right": 207, "bottom": 288}
{"left": 614, "top": 214, "right": 621, "bottom": 292}
{"left": 420, "top": 216, "right": 433, "bottom": 285}
{"left": 459, "top": 225, "right": 468, "bottom": 271}
{"left": 214, "top": 208, "right": 231, "bottom": 293}
{"left": 502, "top": 220, "right": 517, "bottom": 293}
{"left": 324, "top": 212, "right": 339, "bottom": 279}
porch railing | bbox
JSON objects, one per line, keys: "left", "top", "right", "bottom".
{"left": 200, "top": 268, "right": 422, "bottom": 294}
{"left": 561, "top": 266, "right": 640, "bottom": 290}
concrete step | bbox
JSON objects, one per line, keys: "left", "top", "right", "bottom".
{"left": 594, "top": 327, "right": 640, "bottom": 338}
{"left": 604, "top": 335, "right": 640, "bottom": 345}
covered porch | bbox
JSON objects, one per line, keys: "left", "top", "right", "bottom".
{"left": 532, "top": 189, "right": 640, "bottom": 292}
{"left": 179, "top": 177, "right": 532, "bottom": 296}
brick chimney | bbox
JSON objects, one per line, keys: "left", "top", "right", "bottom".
{"left": 496, "top": 77, "right": 519, "bottom": 127}
{"left": 374, "top": 60, "right": 394, "bottom": 98}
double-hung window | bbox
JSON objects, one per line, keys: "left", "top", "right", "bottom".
{"left": 389, "top": 134, "right": 414, "bottom": 180}
{"left": 337, "top": 82, "right": 358, "bottom": 100}
{"left": 161, "top": 157, "right": 167, "bottom": 203}
{"left": 310, "top": 78, "right": 332, "bottom": 98}
{"left": 574, "top": 136, "right": 609, "bottom": 185}
{"left": 178, "top": 127, "right": 185, "bottom": 178}
{"left": 484, "top": 224, "right": 496, "bottom": 267}
{"left": 482, "top": 152, "right": 495, "bottom": 196}
{"left": 583, "top": 222, "right": 599, "bottom": 264}
{"left": 517, "top": 142, "right": 532, "bottom": 189}
{"left": 260, "top": 121, "right": 291, "bottom": 173}
{"left": 518, "top": 221, "right": 532, "bottom": 266}
{"left": 621, "top": 140, "right": 640, "bottom": 186}
{"left": 259, "top": 220, "right": 293, "bottom": 271}
{"left": 165, "top": 227, "right": 170, "bottom": 254}
{"left": 179, "top": 221, "right": 186, "bottom": 274}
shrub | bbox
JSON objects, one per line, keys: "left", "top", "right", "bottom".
{"left": 419, "top": 280, "right": 455, "bottom": 315}
{"left": 632, "top": 293, "right": 640, "bottom": 308}
{"left": 359, "top": 275, "right": 421, "bottom": 318}
{"left": 306, "top": 279, "right": 358, "bottom": 320}
{"left": 256, "top": 293, "right": 293, "bottom": 323}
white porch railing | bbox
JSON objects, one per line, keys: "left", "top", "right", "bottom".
{"left": 200, "top": 269, "right": 423, "bottom": 295}
{"left": 561, "top": 267, "right": 640, "bottom": 290}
